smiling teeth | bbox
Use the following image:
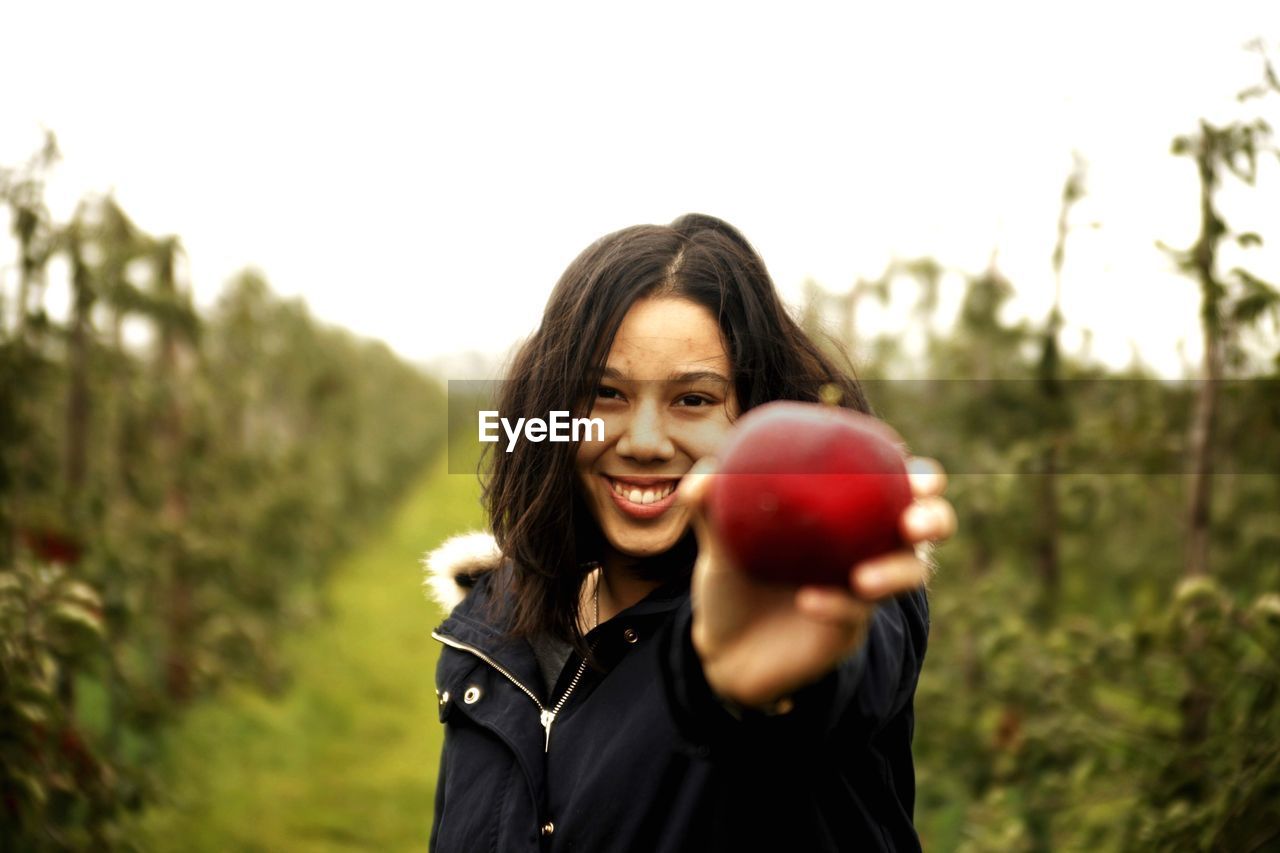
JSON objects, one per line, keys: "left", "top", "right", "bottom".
{"left": 610, "top": 480, "right": 676, "bottom": 504}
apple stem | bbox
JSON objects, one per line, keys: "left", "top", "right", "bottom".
{"left": 819, "top": 383, "right": 843, "bottom": 407}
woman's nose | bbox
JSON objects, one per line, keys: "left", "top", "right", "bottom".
{"left": 616, "top": 401, "right": 675, "bottom": 462}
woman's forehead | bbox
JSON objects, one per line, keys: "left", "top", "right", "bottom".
{"left": 605, "top": 297, "right": 730, "bottom": 372}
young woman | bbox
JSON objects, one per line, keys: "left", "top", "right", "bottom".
{"left": 424, "top": 213, "right": 956, "bottom": 852}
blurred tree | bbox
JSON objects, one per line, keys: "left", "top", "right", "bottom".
{"left": 1032, "top": 154, "right": 1088, "bottom": 618}
{"left": 0, "top": 131, "right": 60, "bottom": 566}
{"left": 61, "top": 203, "right": 95, "bottom": 518}
{"left": 0, "top": 129, "right": 59, "bottom": 346}
{"left": 899, "top": 257, "right": 946, "bottom": 344}
{"left": 139, "top": 235, "right": 201, "bottom": 703}
{"left": 1162, "top": 46, "right": 1280, "bottom": 763}
{"left": 91, "top": 196, "right": 157, "bottom": 506}
{"left": 1166, "top": 51, "right": 1280, "bottom": 581}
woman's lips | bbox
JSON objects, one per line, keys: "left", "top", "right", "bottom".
{"left": 604, "top": 475, "right": 681, "bottom": 519}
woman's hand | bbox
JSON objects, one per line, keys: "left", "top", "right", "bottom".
{"left": 678, "top": 455, "right": 956, "bottom": 710}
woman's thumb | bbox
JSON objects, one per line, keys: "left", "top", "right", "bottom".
{"left": 678, "top": 456, "right": 719, "bottom": 509}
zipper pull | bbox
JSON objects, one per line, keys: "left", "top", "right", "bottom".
{"left": 540, "top": 709, "right": 556, "bottom": 752}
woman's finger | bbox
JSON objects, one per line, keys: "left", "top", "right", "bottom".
{"left": 795, "top": 585, "right": 870, "bottom": 629}
{"left": 677, "top": 456, "right": 718, "bottom": 508}
{"left": 906, "top": 456, "right": 948, "bottom": 498}
{"left": 850, "top": 549, "right": 929, "bottom": 600}
{"left": 900, "top": 495, "right": 958, "bottom": 544}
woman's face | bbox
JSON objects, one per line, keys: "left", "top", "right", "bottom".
{"left": 575, "top": 296, "right": 740, "bottom": 560}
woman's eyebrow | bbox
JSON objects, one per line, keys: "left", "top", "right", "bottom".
{"left": 599, "top": 367, "right": 730, "bottom": 384}
{"left": 669, "top": 370, "right": 730, "bottom": 385}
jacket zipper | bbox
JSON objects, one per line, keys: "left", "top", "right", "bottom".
{"left": 432, "top": 629, "right": 593, "bottom": 753}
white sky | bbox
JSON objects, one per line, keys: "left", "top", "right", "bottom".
{"left": 2, "top": 1, "right": 1279, "bottom": 378}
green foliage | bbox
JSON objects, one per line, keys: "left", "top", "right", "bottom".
{"left": 915, "top": 517, "right": 1280, "bottom": 852}
{"left": 0, "top": 559, "right": 123, "bottom": 850}
{"left": 0, "top": 151, "right": 447, "bottom": 847}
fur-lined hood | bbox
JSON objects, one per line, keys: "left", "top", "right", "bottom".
{"left": 421, "top": 530, "right": 505, "bottom": 612}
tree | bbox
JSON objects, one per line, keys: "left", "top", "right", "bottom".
{"left": 0, "top": 129, "right": 60, "bottom": 346}
{"left": 0, "top": 131, "right": 60, "bottom": 564}
{"left": 1166, "top": 49, "right": 1280, "bottom": 581}
{"left": 1162, "top": 41, "right": 1280, "bottom": 764}
{"left": 1032, "top": 154, "right": 1088, "bottom": 618}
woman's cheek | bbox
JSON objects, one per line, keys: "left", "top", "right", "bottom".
{"left": 694, "top": 418, "right": 735, "bottom": 457}
{"left": 576, "top": 410, "right": 614, "bottom": 461}
{"left": 597, "top": 412, "right": 628, "bottom": 453}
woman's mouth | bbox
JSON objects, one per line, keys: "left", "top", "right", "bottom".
{"left": 604, "top": 476, "right": 681, "bottom": 519}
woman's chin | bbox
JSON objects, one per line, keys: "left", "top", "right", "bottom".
{"left": 598, "top": 507, "right": 687, "bottom": 557}
{"left": 613, "top": 539, "right": 675, "bottom": 559}
{"left": 607, "top": 528, "right": 685, "bottom": 560}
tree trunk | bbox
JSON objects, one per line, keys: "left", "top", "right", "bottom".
{"left": 160, "top": 385, "right": 194, "bottom": 704}
{"left": 16, "top": 251, "right": 33, "bottom": 342}
{"left": 64, "top": 248, "right": 92, "bottom": 512}
{"left": 1035, "top": 157, "right": 1084, "bottom": 616}
{"left": 161, "top": 342, "right": 190, "bottom": 697}
{"left": 1179, "top": 323, "right": 1219, "bottom": 762}
{"left": 1180, "top": 124, "right": 1224, "bottom": 760}
{"left": 1034, "top": 328, "right": 1064, "bottom": 618}
{"left": 1034, "top": 442, "right": 1061, "bottom": 612}
{"left": 1184, "top": 125, "right": 1222, "bottom": 580}
{"left": 1184, "top": 329, "right": 1219, "bottom": 579}
{"left": 154, "top": 242, "right": 195, "bottom": 704}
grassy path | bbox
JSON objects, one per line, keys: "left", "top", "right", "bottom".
{"left": 130, "top": 452, "right": 483, "bottom": 851}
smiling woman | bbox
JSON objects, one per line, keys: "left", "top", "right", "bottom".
{"left": 424, "top": 213, "right": 955, "bottom": 852}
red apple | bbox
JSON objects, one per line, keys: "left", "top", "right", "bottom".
{"left": 707, "top": 401, "right": 913, "bottom": 586}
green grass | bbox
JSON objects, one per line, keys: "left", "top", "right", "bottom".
{"left": 128, "top": 452, "right": 484, "bottom": 851}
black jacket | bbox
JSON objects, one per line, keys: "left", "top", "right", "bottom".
{"left": 425, "top": 533, "right": 929, "bottom": 852}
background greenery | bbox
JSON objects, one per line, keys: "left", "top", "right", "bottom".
{"left": 2, "top": 47, "right": 1278, "bottom": 853}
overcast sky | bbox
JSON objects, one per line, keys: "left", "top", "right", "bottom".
{"left": 3, "top": 1, "right": 1278, "bottom": 377}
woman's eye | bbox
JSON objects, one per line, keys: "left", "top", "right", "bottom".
{"left": 676, "top": 394, "right": 715, "bottom": 407}
{"left": 596, "top": 386, "right": 623, "bottom": 400}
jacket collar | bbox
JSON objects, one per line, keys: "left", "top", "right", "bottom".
{"left": 433, "top": 566, "right": 550, "bottom": 703}
{"left": 425, "top": 531, "right": 689, "bottom": 689}
{"left": 423, "top": 530, "right": 690, "bottom": 621}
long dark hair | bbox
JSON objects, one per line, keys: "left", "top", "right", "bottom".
{"left": 482, "top": 213, "right": 870, "bottom": 656}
